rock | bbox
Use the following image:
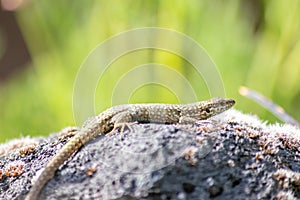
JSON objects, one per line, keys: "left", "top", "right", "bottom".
{"left": 0, "top": 109, "right": 300, "bottom": 200}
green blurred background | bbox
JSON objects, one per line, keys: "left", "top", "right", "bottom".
{"left": 0, "top": 0, "right": 300, "bottom": 143}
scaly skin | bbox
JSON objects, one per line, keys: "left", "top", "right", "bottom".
{"left": 25, "top": 97, "right": 235, "bottom": 200}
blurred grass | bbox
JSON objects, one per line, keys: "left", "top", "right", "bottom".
{"left": 0, "top": 0, "right": 300, "bottom": 142}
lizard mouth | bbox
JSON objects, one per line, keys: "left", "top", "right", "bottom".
{"left": 211, "top": 97, "right": 235, "bottom": 109}
{"left": 223, "top": 98, "right": 235, "bottom": 107}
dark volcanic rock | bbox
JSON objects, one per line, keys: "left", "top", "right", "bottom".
{"left": 0, "top": 110, "right": 300, "bottom": 200}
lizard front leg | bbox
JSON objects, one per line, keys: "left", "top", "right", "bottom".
{"left": 179, "top": 116, "right": 212, "bottom": 125}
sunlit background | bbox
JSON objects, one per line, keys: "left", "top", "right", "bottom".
{"left": 0, "top": 0, "right": 300, "bottom": 142}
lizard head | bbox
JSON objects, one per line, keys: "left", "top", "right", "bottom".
{"left": 182, "top": 97, "right": 235, "bottom": 119}
{"left": 201, "top": 97, "right": 235, "bottom": 117}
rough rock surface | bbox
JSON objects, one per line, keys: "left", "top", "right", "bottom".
{"left": 0, "top": 109, "right": 300, "bottom": 200}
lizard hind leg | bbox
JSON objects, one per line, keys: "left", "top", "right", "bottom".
{"left": 106, "top": 122, "right": 137, "bottom": 137}
{"left": 105, "top": 111, "right": 137, "bottom": 137}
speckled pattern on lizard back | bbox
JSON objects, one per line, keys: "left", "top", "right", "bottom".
{"left": 25, "top": 97, "right": 235, "bottom": 200}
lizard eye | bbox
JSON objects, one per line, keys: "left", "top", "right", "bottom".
{"left": 205, "top": 108, "right": 211, "bottom": 113}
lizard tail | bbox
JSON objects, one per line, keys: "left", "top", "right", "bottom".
{"left": 25, "top": 135, "right": 84, "bottom": 200}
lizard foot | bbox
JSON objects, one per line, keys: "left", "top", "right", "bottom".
{"left": 59, "top": 127, "right": 79, "bottom": 141}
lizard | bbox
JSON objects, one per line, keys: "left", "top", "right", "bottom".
{"left": 24, "top": 97, "right": 235, "bottom": 200}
